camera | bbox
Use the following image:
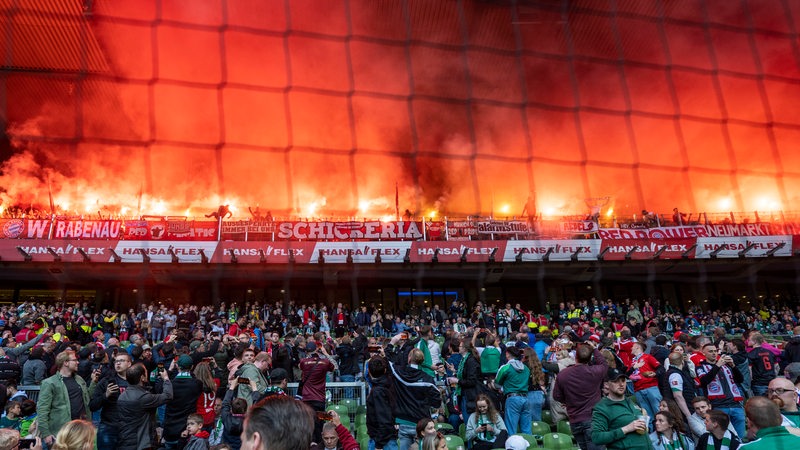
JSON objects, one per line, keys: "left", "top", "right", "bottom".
{"left": 237, "top": 377, "right": 250, "bottom": 384}
{"left": 18, "top": 439, "right": 36, "bottom": 448}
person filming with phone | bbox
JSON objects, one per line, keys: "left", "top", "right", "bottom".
{"left": 117, "top": 362, "right": 173, "bottom": 450}
{"left": 89, "top": 350, "right": 132, "bottom": 450}
{"left": 299, "top": 340, "right": 336, "bottom": 444}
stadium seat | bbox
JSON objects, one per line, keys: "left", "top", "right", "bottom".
{"left": 556, "top": 420, "right": 572, "bottom": 436}
{"left": 444, "top": 434, "right": 465, "bottom": 450}
{"left": 541, "top": 410, "right": 553, "bottom": 425}
{"left": 355, "top": 413, "right": 367, "bottom": 426}
{"left": 356, "top": 405, "right": 367, "bottom": 415}
{"left": 516, "top": 433, "right": 538, "bottom": 448}
{"left": 543, "top": 433, "right": 574, "bottom": 450}
{"left": 435, "top": 423, "right": 454, "bottom": 431}
{"left": 531, "top": 421, "right": 550, "bottom": 439}
{"left": 339, "top": 398, "right": 358, "bottom": 415}
{"left": 459, "top": 423, "right": 466, "bottom": 440}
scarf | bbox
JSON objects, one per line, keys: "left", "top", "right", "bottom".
{"left": 660, "top": 432, "right": 688, "bottom": 450}
{"left": 708, "top": 430, "right": 732, "bottom": 450}
{"left": 455, "top": 354, "right": 469, "bottom": 396}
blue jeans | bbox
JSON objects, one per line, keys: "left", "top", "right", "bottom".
{"left": 504, "top": 394, "right": 532, "bottom": 435}
{"left": 527, "top": 390, "right": 544, "bottom": 422}
{"left": 717, "top": 406, "right": 746, "bottom": 439}
{"left": 570, "top": 421, "right": 602, "bottom": 450}
{"left": 97, "top": 422, "right": 119, "bottom": 450}
{"left": 370, "top": 438, "right": 399, "bottom": 450}
{"left": 634, "top": 386, "right": 662, "bottom": 432}
{"left": 752, "top": 385, "right": 768, "bottom": 397}
{"left": 340, "top": 374, "right": 355, "bottom": 399}
{"left": 398, "top": 423, "right": 417, "bottom": 450}
{"left": 151, "top": 327, "right": 163, "bottom": 343}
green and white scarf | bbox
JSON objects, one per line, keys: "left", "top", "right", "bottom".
{"left": 707, "top": 430, "right": 732, "bottom": 450}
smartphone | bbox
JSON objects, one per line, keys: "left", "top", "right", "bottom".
{"left": 157, "top": 363, "right": 165, "bottom": 370}
{"left": 400, "top": 332, "right": 409, "bottom": 340}
{"left": 210, "top": 331, "right": 220, "bottom": 337}
{"left": 316, "top": 411, "right": 333, "bottom": 421}
{"left": 174, "top": 356, "right": 180, "bottom": 362}
{"left": 202, "top": 357, "right": 214, "bottom": 363}
{"left": 237, "top": 377, "right": 250, "bottom": 384}
{"left": 18, "top": 439, "right": 36, "bottom": 448}
{"left": 367, "top": 345, "right": 382, "bottom": 353}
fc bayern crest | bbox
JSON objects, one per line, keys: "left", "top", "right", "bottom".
{"left": 2, "top": 219, "right": 23, "bottom": 238}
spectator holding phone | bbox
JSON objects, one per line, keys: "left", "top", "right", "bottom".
{"left": 162, "top": 354, "right": 204, "bottom": 450}
{"left": 117, "top": 363, "right": 172, "bottom": 450}
{"left": 89, "top": 350, "right": 132, "bottom": 450}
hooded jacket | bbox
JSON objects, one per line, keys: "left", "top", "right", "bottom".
{"left": 388, "top": 362, "right": 441, "bottom": 425}
{"left": 495, "top": 359, "right": 530, "bottom": 394}
{"left": 366, "top": 375, "right": 397, "bottom": 448}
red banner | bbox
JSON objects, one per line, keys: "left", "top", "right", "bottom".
{"left": 0, "top": 219, "right": 29, "bottom": 238}
{"left": 214, "top": 242, "right": 316, "bottom": 263}
{"left": 446, "top": 220, "right": 478, "bottom": 241}
{"left": 560, "top": 221, "right": 599, "bottom": 234}
{"left": 0, "top": 239, "right": 114, "bottom": 262}
{"left": 123, "top": 220, "right": 217, "bottom": 241}
{"left": 275, "top": 221, "right": 423, "bottom": 240}
{"left": 600, "top": 238, "right": 697, "bottom": 260}
{"left": 410, "top": 241, "right": 507, "bottom": 263}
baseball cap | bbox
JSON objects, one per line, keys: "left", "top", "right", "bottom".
{"left": 178, "top": 354, "right": 194, "bottom": 369}
{"left": 270, "top": 368, "right": 289, "bottom": 382}
{"left": 141, "top": 344, "right": 152, "bottom": 350}
{"left": 306, "top": 341, "right": 317, "bottom": 352}
{"left": 673, "top": 331, "right": 684, "bottom": 341}
{"left": 505, "top": 435, "right": 530, "bottom": 450}
{"left": 588, "top": 334, "right": 601, "bottom": 343}
{"left": 189, "top": 340, "right": 202, "bottom": 352}
{"left": 607, "top": 368, "right": 628, "bottom": 381}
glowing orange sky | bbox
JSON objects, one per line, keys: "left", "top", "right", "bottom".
{"left": 1, "top": 0, "right": 799, "bottom": 219}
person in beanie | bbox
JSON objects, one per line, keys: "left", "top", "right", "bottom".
{"left": 162, "top": 354, "right": 203, "bottom": 450}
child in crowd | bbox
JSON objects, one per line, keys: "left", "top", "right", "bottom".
{"left": 0, "top": 401, "right": 21, "bottom": 430}
{"left": 183, "top": 413, "right": 210, "bottom": 450}
{"left": 18, "top": 399, "right": 37, "bottom": 438}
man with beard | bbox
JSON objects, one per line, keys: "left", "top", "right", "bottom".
{"left": 768, "top": 376, "right": 800, "bottom": 433}
{"left": 269, "top": 332, "right": 294, "bottom": 382}
{"left": 90, "top": 350, "right": 132, "bottom": 450}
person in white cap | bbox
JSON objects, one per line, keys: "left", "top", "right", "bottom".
{"left": 504, "top": 434, "right": 529, "bottom": 450}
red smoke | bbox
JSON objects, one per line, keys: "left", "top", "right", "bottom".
{"left": 1, "top": 0, "right": 798, "bottom": 221}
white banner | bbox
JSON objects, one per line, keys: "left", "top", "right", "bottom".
{"left": 502, "top": 239, "right": 601, "bottom": 262}
{"left": 312, "top": 242, "right": 413, "bottom": 263}
{"left": 113, "top": 241, "right": 220, "bottom": 263}
{"left": 694, "top": 236, "right": 792, "bottom": 258}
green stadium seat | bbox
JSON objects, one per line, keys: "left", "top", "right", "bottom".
{"left": 356, "top": 405, "right": 367, "bottom": 415}
{"left": 435, "top": 423, "right": 454, "bottom": 431}
{"left": 444, "top": 434, "right": 466, "bottom": 450}
{"left": 541, "top": 410, "right": 553, "bottom": 425}
{"left": 531, "top": 421, "right": 550, "bottom": 439}
{"left": 339, "top": 398, "right": 359, "bottom": 415}
{"left": 543, "top": 433, "right": 574, "bottom": 450}
{"left": 556, "top": 420, "right": 572, "bottom": 436}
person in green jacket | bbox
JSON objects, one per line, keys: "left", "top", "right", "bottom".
{"left": 37, "top": 349, "right": 91, "bottom": 447}
{"left": 592, "top": 368, "right": 652, "bottom": 450}
{"left": 741, "top": 396, "right": 800, "bottom": 450}
{"left": 495, "top": 346, "right": 530, "bottom": 435}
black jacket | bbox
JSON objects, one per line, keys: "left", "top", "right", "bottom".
{"left": 221, "top": 389, "right": 244, "bottom": 448}
{"left": 336, "top": 344, "right": 359, "bottom": 376}
{"left": 366, "top": 375, "right": 397, "bottom": 448}
{"left": 89, "top": 373, "right": 130, "bottom": 426}
{"left": 388, "top": 362, "right": 440, "bottom": 424}
{"left": 456, "top": 354, "right": 481, "bottom": 413}
{"left": 161, "top": 374, "right": 203, "bottom": 441}
{"left": 782, "top": 336, "right": 800, "bottom": 372}
{"left": 117, "top": 381, "right": 173, "bottom": 450}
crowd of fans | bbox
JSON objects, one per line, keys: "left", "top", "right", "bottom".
{"left": 0, "top": 296, "right": 799, "bottom": 450}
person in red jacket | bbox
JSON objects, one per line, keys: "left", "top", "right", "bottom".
{"left": 629, "top": 341, "right": 662, "bottom": 432}
{"left": 315, "top": 410, "right": 359, "bottom": 450}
